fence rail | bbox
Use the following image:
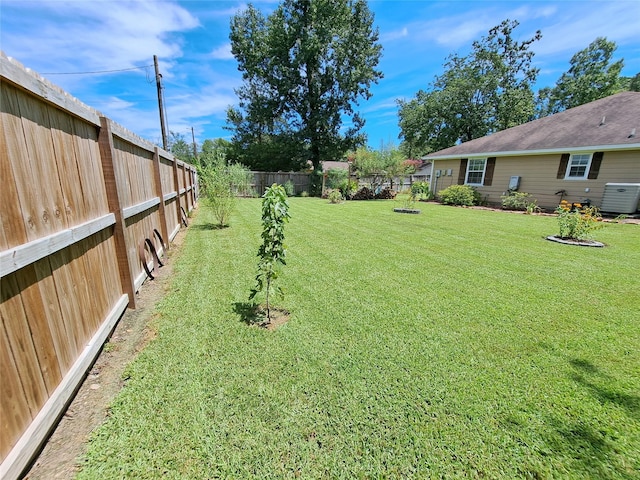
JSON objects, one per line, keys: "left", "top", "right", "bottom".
{"left": 0, "top": 53, "right": 198, "bottom": 479}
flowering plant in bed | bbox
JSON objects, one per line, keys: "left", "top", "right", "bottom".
{"left": 551, "top": 200, "right": 604, "bottom": 245}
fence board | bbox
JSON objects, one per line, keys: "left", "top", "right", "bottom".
{"left": 47, "top": 247, "right": 85, "bottom": 366}
{"left": 46, "top": 106, "right": 87, "bottom": 225}
{"left": 72, "top": 119, "right": 107, "bottom": 219}
{"left": 1, "top": 84, "right": 38, "bottom": 248}
{"left": 0, "top": 324, "right": 31, "bottom": 459}
{"left": 18, "top": 88, "right": 68, "bottom": 237}
{"left": 0, "top": 90, "right": 28, "bottom": 251}
{"left": 15, "top": 262, "right": 64, "bottom": 395}
{"left": 0, "top": 274, "right": 47, "bottom": 422}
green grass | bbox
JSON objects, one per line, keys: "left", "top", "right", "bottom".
{"left": 78, "top": 199, "right": 639, "bottom": 479}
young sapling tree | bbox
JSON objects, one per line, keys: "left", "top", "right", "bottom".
{"left": 249, "top": 184, "right": 290, "bottom": 323}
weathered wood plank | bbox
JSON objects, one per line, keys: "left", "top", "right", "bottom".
{"left": 71, "top": 118, "right": 107, "bottom": 219}
{"left": 163, "top": 191, "right": 178, "bottom": 202}
{"left": 46, "top": 105, "right": 86, "bottom": 225}
{"left": 0, "top": 274, "right": 48, "bottom": 422}
{"left": 0, "top": 310, "right": 33, "bottom": 460}
{"left": 0, "top": 213, "right": 115, "bottom": 277}
{"left": 0, "top": 295, "right": 128, "bottom": 480}
{"left": 0, "top": 54, "right": 101, "bottom": 127}
{"left": 15, "top": 261, "right": 64, "bottom": 395}
{"left": 1, "top": 84, "right": 42, "bottom": 245}
{"left": 122, "top": 197, "right": 160, "bottom": 220}
{"left": 17, "top": 87, "right": 68, "bottom": 237}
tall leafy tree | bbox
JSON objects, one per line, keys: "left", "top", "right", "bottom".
{"left": 629, "top": 73, "right": 640, "bottom": 92}
{"left": 199, "top": 138, "right": 232, "bottom": 169}
{"left": 227, "top": 0, "right": 383, "bottom": 172}
{"left": 167, "top": 131, "right": 196, "bottom": 164}
{"left": 540, "top": 37, "right": 624, "bottom": 114}
{"left": 398, "top": 19, "right": 541, "bottom": 156}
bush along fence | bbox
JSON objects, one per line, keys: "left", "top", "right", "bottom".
{"left": 0, "top": 53, "right": 197, "bottom": 479}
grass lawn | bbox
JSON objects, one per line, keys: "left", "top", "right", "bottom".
{"left": 79, "top": 198, "right": 639, "bottom": 479}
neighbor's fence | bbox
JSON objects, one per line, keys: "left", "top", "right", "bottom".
{"left": 0, "top": 54, "right": 197, "bottom": 479}
{"left": 251, "top": 171, "right": 310, "bottom": 196}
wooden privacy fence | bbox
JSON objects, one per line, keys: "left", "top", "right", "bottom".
{"left": 0, "top": 54, "right": 197, "bottom": 479}
{"left": 251, "top": 171, "right": 310, "bottom": 196}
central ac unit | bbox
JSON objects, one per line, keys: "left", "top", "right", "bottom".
{"left": 600, "top": 183, "right": 640, "bottom": 214}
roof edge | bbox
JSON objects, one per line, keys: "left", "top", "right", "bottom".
{"left": 425, "top": 142, "right": 640, "bottom": 161}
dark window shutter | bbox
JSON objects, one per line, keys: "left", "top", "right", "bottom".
{"left": 458, "top": 159, "right": 468, "bottom": 184}
{"left": 484, "top": 157, "right": 496, "bottom": 186}
{"left": 557, "top": 153, "right": 570, "bottom": 179}
{"left": 588, "top": 152, "right": 604, "bottom": 179}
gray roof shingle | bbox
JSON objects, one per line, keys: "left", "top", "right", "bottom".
{"left": 425, "top": 92, "right": 640, "bottom": 159}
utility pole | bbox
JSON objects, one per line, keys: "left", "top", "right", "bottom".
{"left": 191, "top": 126, "right": 198, "bottom": 160}
{"left": 154, "top": 55, "right": 168, "bottom": 150}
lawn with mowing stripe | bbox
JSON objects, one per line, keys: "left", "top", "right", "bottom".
{"left": 78, "top": 198, "right": 639, "bottom": 479}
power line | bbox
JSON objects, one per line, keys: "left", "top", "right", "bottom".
{"left": 41, "top": 65, "right": 153, "bottom": 75}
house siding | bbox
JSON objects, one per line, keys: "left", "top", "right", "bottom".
{"left": 432, "top": 149, "right": 639, "bottom": 211}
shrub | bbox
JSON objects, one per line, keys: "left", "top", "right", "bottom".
{"left": 410, "top": 181, "right": 430, "bottom": 200}
{"left": 326, "top": 168, "right": 348, "bottom": 189}
{"left": 327, "top": 190, "right": 343, "bottom": 204}
{"left": 300, "top": 190, "right": 309, "bottom": 197}
{"left": 200, "top": 166, "right": 236, "bottom": 227}
{"left": 501, "top": 191, "right": 531, "bottom": 210}
{"left": 283, "top": 180, "right": 295, "bottom": 197}
{"left": 555, "top": 201, "right": 604, "bottom": 240}
{"left": 438, "top": 185, "right": 478, "bottom": 206}
{"left": 338, "top": 179, "right": 358, "bottom": 198}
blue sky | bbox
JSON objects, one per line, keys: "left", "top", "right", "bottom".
{"left": 2, "top": 0, "right": 639, "bottom": 151}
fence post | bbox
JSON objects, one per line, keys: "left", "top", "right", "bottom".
{"left": 171, "top": 157, "right": 182, "bottom": 226}
{"left": 98, "top": 117, "right": 137, "bottom": 309}
{"left": 152, "top": 147, "right": 170, "bottom": 251}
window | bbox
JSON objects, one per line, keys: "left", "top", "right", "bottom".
{"left": 466, "top": 158, "right": 486, "bottom": 185}
{"left": 565, "top": 153, "right": 592, "bottom": 179}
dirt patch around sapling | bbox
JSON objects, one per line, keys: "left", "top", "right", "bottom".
{"left": 234, "top": 302, "right": 290, "bottom": 330}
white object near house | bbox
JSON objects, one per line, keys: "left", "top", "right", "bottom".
{"left": 600, "top": 183, "right": 640, "bottom": 213}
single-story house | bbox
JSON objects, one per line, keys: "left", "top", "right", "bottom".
{"left": 424, "top": 91, "right": 640, "bottom": 212}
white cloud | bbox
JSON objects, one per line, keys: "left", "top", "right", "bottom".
{"left": 210, "top": 43, "right": 234, "bottom": 60}
{"left": 533, "top": 2, "right": 640, "bottom": 58}
{"left": 1, "top": 0, "right": 199, "bottom": 75}
{"left": 381, "top": 27, "right": 409, "bottom": 43}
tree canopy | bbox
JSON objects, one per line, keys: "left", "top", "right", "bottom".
{"left": 535, "top": 37, "right": 625, "bottom": 115}
{"left": 397, "top": 19, "right": 541, "bottom": 157}
{"left": 167, "top": 131, "right": 196, "bottom": 164}
{"left": 227, "top": 0, "right": 383, "bottom": 172}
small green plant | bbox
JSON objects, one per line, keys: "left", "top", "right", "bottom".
{"left": 399, "top": 190, "right": 417, "bottom": 210}
{"left": 327, "top": 189, "right": 343, "bottom": 204}
{"left": 555, "top": 201, "right": 604, "bottom": 240}
{"left": 249, "top": 184, "right": 291, "bottom": 322}
{"left": 525, "top": 201, "right": 540, "bottom": 215}
{"left": 283, "top": 180, "right": 295, "bottom": 197}
{"left": 501, "top": 191, "right": 534, "bottom": 211}
{"left": 300, "top": 190, "right": 309, "bottom": 197}
{"left": 338, "top": 179, "right": 358, "bottom": 198}
{"left": 438, "top": 184, "right": 478, "bottom": 206}
{"left": 410, "top": 181, "right": 430, "bottom": 200}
